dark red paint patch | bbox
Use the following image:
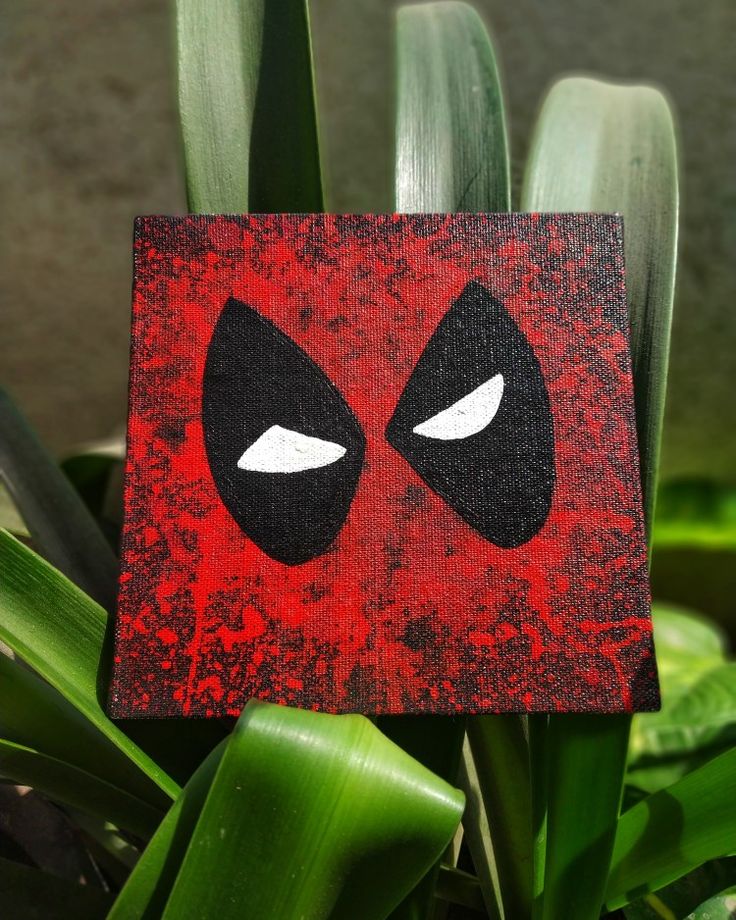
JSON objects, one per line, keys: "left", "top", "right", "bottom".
{"left": 109, "top": 213, "right": 659, "bottom": 718}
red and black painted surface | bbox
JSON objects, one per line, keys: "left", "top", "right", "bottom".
{"left": 109, "top": 213, "right": 659, "bottom": 718}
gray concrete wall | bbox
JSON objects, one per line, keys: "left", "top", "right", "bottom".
{"left": 1, "top": 0, "right": 733, "bottom": 482}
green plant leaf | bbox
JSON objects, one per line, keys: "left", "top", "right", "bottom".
{"left": 0, "top": 857, "right": 112, "bottom": 920}
{"left": 0, "top": 737, "right": 162, "bottom": 839}
{"left": 522, "top": 77, "right": 678, "bottom": 920}
{"left": 539, "top": 714, "right": 633, "bottom": 920}
{"left": 0, "top": 389, "right": 118, "bottom": 609}
{"left": 653, "top": 479, "right": 736, "bottom": 551}
{"left": 630, "top": 664, "right": 736, "bottom": 761}
{"left": 626, "top": 747, "right": 731, "bottom": 800}
{"left": 160, "top": 700, "right": 464, "bottom": 920}
{"left": 395, "top": 0, "right": 509, "bottom": 212}
{"left": 176, "top": 0, "right": 322, "bottom": 213}
{"left": 459, "top": 736, "right": 503, "bottom": 920}
{"left": 61, "top": 438, "right": 125, "bottom": 544}
{"left": 378, "top": 715, "right": 466, "bottom": 919}
{"left": 649, "top": 603, "right": 728, "bottom": 680}
{"left": 605, "top": 748, "right": 736, "bottom": 909}
{"left": 0, "top": 650, "right": 169, "bottom": 809}
{"left": 685, "top": 887, "right": 736, "bottom": 919}
{"left": 0, "top": 529, "right": 178, "bottom": 802}
{"left": 627, "top": 606, "right": 733, "bottom": 793}
{"left": 108, "top": 742, "right": 226, "bottom": 920}
{"left": 461, "top": 716, "right": 533, "bottom": 919}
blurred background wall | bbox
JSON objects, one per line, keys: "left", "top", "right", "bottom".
{"left": 1, "top": 0, "right": 734, "bottom": 487}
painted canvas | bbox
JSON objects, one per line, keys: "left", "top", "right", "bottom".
{"left": 109, "top": 213, "right": 659, "bottom": 718}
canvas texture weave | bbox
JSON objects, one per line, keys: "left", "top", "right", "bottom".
{"left": 109, "top": 213, "right": 659, "bottom": 718}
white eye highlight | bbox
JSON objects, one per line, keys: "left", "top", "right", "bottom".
{"left": 412, "top": 374, "right": 504, "bottom": 441}
{"left": 237, "top": 425, "right": 347, "bottom": 473}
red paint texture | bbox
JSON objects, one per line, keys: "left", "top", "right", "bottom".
{"left": 109, "top": 213, "right": 659, "bottom": 717}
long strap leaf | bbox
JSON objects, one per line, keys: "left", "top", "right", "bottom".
{"left": 161, "top": 700, "right": 464, "bottom": 920}
{"left": 395, "top": 0, "right": 509, "bottom": 213}
{"left": 521, "top": 77, "right": 678, "bottom": 920}
{"left": 0, "top": 388, "right": 118, "bottom": 610}
{"left": 176, "top": 0, "right": 323, "bottom": 212}
{"left": 0, "top": 649, "right": 168, "bottom": 808}
{"left": 464, "top": 716, "right": 533, "bottom": 919}
{"left": 108, "top": 742, "right": 226, "bottom": 920}
{"left": 0, "top": 737, "right": 162, "bottom": 839}
{"left": 605, "top": 747, "right": 736, "bottom": 909}
{"left": 0, "top": 529, "right": 178, "bottom": 801}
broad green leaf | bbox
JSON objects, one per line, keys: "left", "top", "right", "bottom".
{"left": 162, "top": 700, "right": 464, "bottom": 920}
{"left": 0, "top": 389, "right": 118, "bottom": 609}
{"left": 0, "top": 530, "right": 178, "bottom": 801}
{"left": 0, "top": 737, "right": 162, "bottom": 839}
{"left": 630, "top": 664, "right": 736, "bottom": 761}
{"left": 108, "top": 743, "right": 226, "bottom": 920}
{"left": 395, "top": 0, "right": 509, "bottom": 212}
{"left": 629, "top": 607, "right": 733, "bottom": 772}
{"left": 686, "top": 887, "right": 736, "bottom": 919}
{"left": 0, "top": 856, "right": 112, "bottom": 920}
{"left": 0, "top": 651, "right": 168, "bottom": 808}
{"left": 522, "top": 78, "right": 678, "bottom": 920}
{"left": 654, "top": 479, "right": 736, "bottom": 550}
{"left": 378, "top": 715, "right": 466, "bottom": 919}
{"left": 605, "top": 748, "right": 736, "bottom": 909}
{"left": 650, "top": 604, "right": 729, "bottom": 681}
{"left": 462, "top": 716, "right": 533, "bottom": 920}
{"left": 176, "top": 0, "right": 322, "bottom": 213}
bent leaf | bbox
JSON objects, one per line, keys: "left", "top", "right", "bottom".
{"left": 162, "top": 700, "right": 464, "bottom": 919}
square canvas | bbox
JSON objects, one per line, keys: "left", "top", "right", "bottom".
{"left": 109, "top": 213, "right": 659, "bottom": 718}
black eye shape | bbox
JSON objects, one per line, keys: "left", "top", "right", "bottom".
{"left": 202, "top": 297, "right": 365, "bottom": 565}
{"left": 386, "top": 282, "right": 555, "bottom": 548}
